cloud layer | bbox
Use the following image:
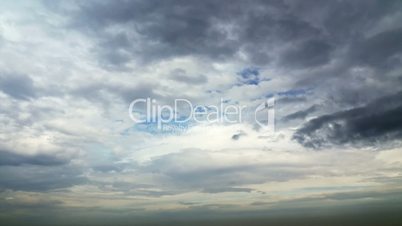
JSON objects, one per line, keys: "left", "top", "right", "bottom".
{"left": 0, "top": 0, "right": 402, "bottom": 224}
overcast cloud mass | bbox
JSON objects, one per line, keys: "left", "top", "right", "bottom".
{"left": 1, "top": 0, "right": 402, "bottom": 225}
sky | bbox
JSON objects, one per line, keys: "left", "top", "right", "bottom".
{"left": 1, "top": 0, "right": 402, "bottom": 225}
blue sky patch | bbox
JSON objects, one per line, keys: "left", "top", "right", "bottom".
{"left": 237, "top": 67, "right": 261, "bottom": 85}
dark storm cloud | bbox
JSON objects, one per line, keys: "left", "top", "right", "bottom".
{"left": 70, "top": 0, "right": 242, "bottom": 66}
{"left": 0, "top": 72, "right": 36, "bottom": 100}
{"left": 350, "top": 27, "right": 402, "bottom": 68}
{"left": 293, "top": 91, "right": 402, "bottom": 148}
{"left": 65, "top": 0, "right": 402, "bottom": 70}
{"left": 60, "top": 0, "right": 328, "bottom": 68}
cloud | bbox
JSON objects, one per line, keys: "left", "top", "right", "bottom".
{"left": 282, "top": 105, "right": 317, "bottom": 122}
{"left": 279, "top": 39, "right": 333, "bottom": 68}
{"left": 69, "top": 0, "right": 241, "bottom": 67}
{"left": 1, "top": 0, "right": 402, "bottom": 221}
{"left": 169, "top": 68, "right": 207, "bottom": 85}
{"left": 0, "top": 150, "right": 68, "bottom": 166}
{"left": 202, "top": 187, "right": 253, "bottom": 194}
{"left": 60, "top": 0, "right": 335, "bottom": 68}
{"left": 64, "top": 0, "right": 402, "bottom": 70}
{"left": 0, "top": 72, "right": 36, "bottom": 100}
{"left": 139, "top": 148, "right": 308, "bottom": 194}
{"left": 350, "top": 27, "right": 402, "bottom": 68}
{"left": 293, "top": 91, "right": 402, "bottom": 148}
{"left": 72, "top": 81, "right": 161, "bottom": 104}
{"left": 0, "top": 164, "right": 87, "bottom": 191}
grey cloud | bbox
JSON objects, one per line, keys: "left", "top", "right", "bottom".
{"left": 288, "top": 0, "right": 400, "bottom": 43}
{"left": 72, "top": 82, "right": 159, "bottom": 104}
{"left": 70, "top": 0, "right": 241, "bottom": 67}
{"left": 277, "top": 95, "right": 307, "bottom": 104}
{"left": 350, "top": 27, "right": 402, "bottom": 68}
{"left": 65, "top": 0, "right": 402, "bottom": 70}
{"left": 96, "top": 48, "right": 132, "bottom": 71}
{"left": 0, "top": 72, "right": 36, "bottom": 100}
{"left": 279, "top": 39, "right": 333, "bottom": 68}
{"left": 61, "top": 0, "right": 336, "bottom": 68}
{"left": 91, "top": 164, "right": 124, "bottom": 173}
{"left": 277, "top": 190, "right": 402, "bottom": 205}
{"left": 0, "top": 164, "right": 87, "bottom": 191}
{"left": 0, "top": 150, "right": 68, "bottom": 166}
{"left": 282, "top": 105, "right": 317, "bottom": 122}
{"left": 124, "top": 189, "right": 178, "bottom": 197}
{"left": 141, "top": 149, "right": 307, "bottom": 194}
{"left": 169, "top": 68, "right": 207, "bottom": 85}
{"left": 293, "top": 91, "right": 402, "bottom": 148}
{"left": 323, "top": 190, "right": 402, "bottom": 201}
{"left": 243, "top": 13, "right": 320, "bottom": 44}
{"left": 202, "top": 187, "right": 253, "bottom": 194}
{"left": 0, "top": 198, "right": 63, "bottom": 210}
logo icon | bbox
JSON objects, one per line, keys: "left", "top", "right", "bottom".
{"left": 254, "top": 97, "right": 275, "bottom": 132}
